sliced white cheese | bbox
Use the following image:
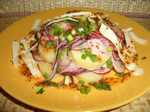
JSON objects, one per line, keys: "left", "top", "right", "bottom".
{"left": 12, "top": 41, "right": 20, "bottom": 67}
{"left": 99, "top": 23, "right": 122, "bottom": 49}
{"left": 78, "top": 72, "right": 102, "bottom": 83}
{"left": 22, "top": 51, "right": 41, "bottom": 77}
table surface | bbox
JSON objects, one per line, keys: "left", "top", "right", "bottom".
{"left": 0, "top": 13, "right": 150, "bottom": 112}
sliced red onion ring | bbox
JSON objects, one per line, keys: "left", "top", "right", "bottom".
{"left": 71, "top": 37, "right": 87, "bottom": 50}
{"left": 112, "top": 50, "right": 125, "bottom": 73}
{"left": 60, "top": 62, "right": 85, "bottom": 75}
{"left": 93, "top": 65, "right": 111, "bottom": 74}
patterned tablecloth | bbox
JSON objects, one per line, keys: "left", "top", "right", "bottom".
{"left": 0, "top": 0, "right": 150, "bottom": 112}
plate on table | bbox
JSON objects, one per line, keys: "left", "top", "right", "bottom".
{"left": 0, "top": 8, "right": 150, "bottom": 112}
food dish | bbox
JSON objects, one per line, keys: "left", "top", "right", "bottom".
{"left": 12, "top": 11, "right": 146, "bottom": 94}
{"left": 0, "top": 8, "right": 150, "bottom": 111}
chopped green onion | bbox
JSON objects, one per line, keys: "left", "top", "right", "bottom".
{"left": 106, "top": 58, "right": 113, "bottom": 69}
{"left": 78, "top": 80, "right": 85, "bottom": 85}
{"left": 81, "top": 54, "right": 87, "bottom": 59}
{"left": 50, "top": 24, "right": 63, "bottom": 36}
{"left": 81, "top": 49, "right": 97, "bottom": 62}
{"left": 76, "top": 27, "right": 85, "bottom": 36}
{"left": 66, "top": 34, "right": 73, "bottom": 42}
{"left": 46, "top": 41, "right": 55, "bottom": 48}
{"left": 90, "top": 54, "right": 97, "bottom": 62}
{"left": 34, "top": 86, "right": 45, "bottom": 94}
{"left": 79, "top": 85, "right": 91, "bottom": 94}
{"left": 94, "top": 82, "right": 111, "bottom": 90}
{"left": 76, "top": 16, "right": 97, "bottom": 36}
{"left": 107, "top": 47, "right": 113, "bottom": 52}
{"left": 42, "top": 72, "right": 49, "bottom": 79}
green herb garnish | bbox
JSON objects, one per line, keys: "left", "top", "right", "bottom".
{"left": 50, "top": 24, "right": 63, "bottom": 36}
{"left": 76, "top": 16, "right": 96, "bottom": 36}
{"left": 66, "top": 33, "right": 73, "bottom": 42}
{"left": 90, "top": 54, "right": 97, "bottom": 62}
{"left": 81, "top": 54, "right": 87, "bottom": 59}
{"left": 94, "top": 82, "right": 111, "bottom": 90}
{"left": 79, "top": 85, "right": 91, "bottom": 94}
{"left": 46, "top": 41, "right": 55, "bottom": 48}
{"left": 107, "top": 47, "right": 113, "bottom": 52}
{"left": 106, "top": 58, "right": 113, "bottom": 69}
{"left": 81, "top": 49, "right": 97, "bottom": 62}
{"left": 78, "top": 80, "right": 85, "bottom": 85}
{"left": 42, "top": 72, "right": 49, "bottom": 79}
{"left": 34, "top": 86, "right": 45, "bottom": 94}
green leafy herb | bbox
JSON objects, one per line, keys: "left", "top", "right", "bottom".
{"left": 94, "top": 82, "right": 111, "bottom": 90}
{"left": 76, "top": 16, "right": 96, "bottom": 36}
{"left": 106, "top": 58, "right": 113, "bottom": 69}
{"left": 58, "top": 48, "right": 68, "bottom": 60}
{"left": 46, "top": 41, "right": 55, "bottom": 48}
{"left": 34, "top": 86, "right": 45, "bottom": 94}
{"left": 42, "top": 72, "right": 49, "bottom": 79}
{"left": 50, "top": 24, "right": 63, "bottom": 36}
{"left": 66, "top": 33, "right": 73, "bottom": 42}
{"left": 81, "top": 54, "right": 87, "bottom": 59}
{"left": 76, "top": 27, "right": 86, "bottom": 36}
{"left": 78, "top": 80, "right": 85, "bottom": 85}
{"left": 79, "top": 85, "right": 91, "bottom": 94}
{"left": 81, "top": 49, "right": 97, "bottom": 62}
{"left": 107, "top": 47, "right": 113, "bottom": 52}
{"left": 90, "top": 54, "right": 97, "bottom": 62}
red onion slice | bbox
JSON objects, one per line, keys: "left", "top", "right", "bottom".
{"left": 93, "top": 65, "right": 111, "bottom": 74}
{"left": 60, "top": 61, "right": 85, "bottom": 75}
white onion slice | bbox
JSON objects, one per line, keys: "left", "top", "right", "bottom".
{"left": 123, "top": 28, "right": 147, "bottom": 45}
{"left": 22, "top": 51, "right": 41, "bottom": 77}
{"left": 99, "top": 23, "right": 122, "bottom": 49}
